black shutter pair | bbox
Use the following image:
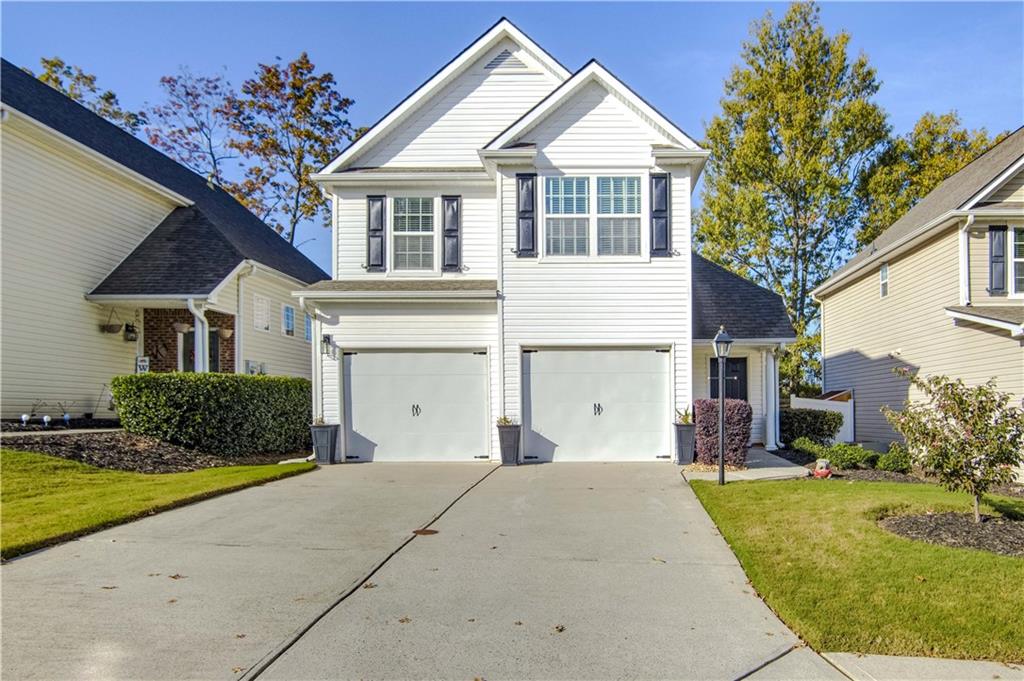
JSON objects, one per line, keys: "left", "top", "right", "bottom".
{"left": 514, "top": 173, "right": 673, "bottom": 257}
{"left": 989, "top": 226, "right": 1007, "bottom": 294}
{"left": 365, "top": 196, "right": 462, "bottom": 272}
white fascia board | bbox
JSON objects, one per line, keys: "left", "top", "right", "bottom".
{"left": 945, "top": 309, "right": 1024, "bottom": 337}
{"left": 478, "top": 148, "right": 538, "bottom": 177}
{"left": 3, "top": 104, "right": 193, "bottom": 207}
{"left": 294, "top": 290, "right": 498, "bottom": 301}
{"left": 246, "top": 260, "right": 315, "bottom": 289}
{"left": 84, "top": 294, "right": 206, "bottom": 307}
{"left": 311, "top": 171, "right": 494, "bottom": 187}
{"left": 962, "top": 155, "right": 1024, "bottom": 210}
{"left": 485, "top": 61, "right": 703, "bottom": 153}
{"left": 693, "top": 337, "right": 796, "bottom": 345}
{"left": 319, "top": 19, "right": 570, "bottom": 175}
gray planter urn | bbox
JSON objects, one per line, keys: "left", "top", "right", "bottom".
{"left": 310, "top": 423, "right": 340, "bottom": 465}
{"left": 497, "top": 424, "right": 521, "bottom": 466}
{"left": 674, "top": 423, "right": 696, "bottom": 465}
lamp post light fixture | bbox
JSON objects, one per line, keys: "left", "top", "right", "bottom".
{"left": 712, "top": 325, "right": 733, "bottom": 485}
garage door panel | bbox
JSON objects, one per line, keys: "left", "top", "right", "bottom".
{"left": 524, "top": 349, "right": 670, "bottom": 462}
{"left": 344, "top": 352, "right": 488, "bottom": 462}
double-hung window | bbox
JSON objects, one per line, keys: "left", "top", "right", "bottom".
{"left": 597, "top": 176, "right": 641, "bottom": 256}
{"left": 545, "top": 177, "right": 590, "bottom": 256}
{"left": 282, "top": 304, "right": 296, "bottom": 337}
{"left": 304, "top": 313, "right": 313, "bottom": 342}
{"left": 1013, "top": 228, "right": 1024, "bottom": 294}
{"left": 393, "top": 197, "right": 434, "bottom": 270}
{"left": 543, "top": 175, "right": 643, "bottom": 258}
{"left": 879, "top": 262, "right": 889, "bottom": 298}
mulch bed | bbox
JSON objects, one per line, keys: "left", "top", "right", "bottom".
{"left": 879, "top": 512, "right": 1024, "bottom": 557}
{"left": 0, "top": 431, "right": 302, "bottom": 473}
{"left": 1, "top": 418, "right": 120, "bottom": 433}
{"left": 774, "top": 448, "right": 817, "bottom": 467}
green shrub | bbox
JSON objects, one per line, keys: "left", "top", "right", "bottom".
{"left": 877, "top": 442, "right": 912, "bottom": 473}
{"left": 826, "top": 443, "right": 876, "bottom": 470}
{"left": 791, "top": 436, "right": 827, "bottom": 459}
{"left": 780, "top": 408, "right": 843, "bottom": 446}
{"left": 111, "top": 373, "right": 311, "bottom": 456}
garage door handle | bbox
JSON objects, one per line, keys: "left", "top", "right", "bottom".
{"left": 411, "top": 404, "right": 421, "bottom": 417}
{"left": 594, "top": 403, "right": 603, "bottom": 416}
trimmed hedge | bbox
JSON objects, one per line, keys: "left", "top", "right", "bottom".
{"left": 791, "top": 437, "right": 877, "bottom": 470}
{"left": 780, "top": 408, "right": 843, "bottom": 446}
{"left": 111, "top": 373, "right": 311, "bottom": 456}
{"left": 694, "top": 398, "right": 752, "bottom": 467}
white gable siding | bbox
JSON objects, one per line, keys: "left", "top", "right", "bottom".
{"left": 0, "top": 117, "right": 177, "bottom": 418}
{"left": 520, "top": 82, "right": 670, "bottom": 169}
{"left": 356, "top": 40, "right": 559, "bottom": 168}
{"left": 984, "top": 168, "right": 1024, "bottom": 206}
{"left": 240, "top": 269, "right": 313, "bottom": 379}
{"left": 332, "top": 184, "right": 498, "bottom": 280}
{"left": 499, "top": 164, "right": 693, "bottom": 433}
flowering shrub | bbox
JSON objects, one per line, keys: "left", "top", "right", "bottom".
{"left": 883, "top": 369, "right": 1024, "bottom": 522}
{"left": 694, "top": 398, "right": 752, "bottom": 467}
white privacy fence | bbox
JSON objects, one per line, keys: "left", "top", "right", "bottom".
{"left": 791, "top": 395, "right": 855, "bottom": 443}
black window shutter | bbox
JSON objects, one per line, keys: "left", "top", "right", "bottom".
{"left": 710, "top": 358, "right": 748, "bottom": 401}
{"left": 989, "top": 226, "right": 1007, "bottom": 294}
{"left": 442, "top": 195, "right": 461, "bottom": 272}
{"left": 366, "top": 196, "right": 386, "bottom": 272}
{"left": 650, "top": 173, "right": 671, "bottom": 257}
{"left": 516, "top": 173, "right": 537, "bottom": 257}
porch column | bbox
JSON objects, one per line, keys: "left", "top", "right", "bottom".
{"left": 186, "top": 299, "right": 208, "bottom": 373}
{"left": 764, "top": 347, "right": 779, "bottom": 450}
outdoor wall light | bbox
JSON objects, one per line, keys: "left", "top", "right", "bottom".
{"left": 123, "top": 323, "right": 138, "bottom": 342}
{"left": 321, "top": 334, "right": 334, "bottom": 356}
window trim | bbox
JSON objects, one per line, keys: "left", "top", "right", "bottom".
{"left": 387, "top": 193, "right": 442, "bottom": 276}
{"left": 304, "top": 313, "right": 313, "bottom": 343}
{"left": 879, "top": 262, "right": 889, "bottom": 298}
{"left": 253, "top": 294, "right": 271, "bottom": 333}
{"left": 1011, "top": 227, "right": 1024, "bottom": 297}
{"left": 538, "top": 170, "right": 650, "bottom": 263}
{"left": 281, "top": 303, "right": 296, "bottom": 337}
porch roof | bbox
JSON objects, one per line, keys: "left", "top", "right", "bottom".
{"left": 692, "top": 254, "right": 796, "bottom": 342}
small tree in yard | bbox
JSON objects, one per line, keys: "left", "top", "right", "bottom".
{"left": 883, "top": 368, "right": 1024, "bottom": 523}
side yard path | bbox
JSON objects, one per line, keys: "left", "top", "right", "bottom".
{"left": 1, "top": 448, "right": 315, "bottom": 559}
{"left": 691, "top": 478, "right": 1024, "bottom": 665}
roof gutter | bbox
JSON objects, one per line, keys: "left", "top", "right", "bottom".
{"left": 945, "top": 309, "right": 1024, "bottom": 338}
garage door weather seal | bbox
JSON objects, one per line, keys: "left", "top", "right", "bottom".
{"left": 240, "top": 464, "right": 501, "bottom": 681}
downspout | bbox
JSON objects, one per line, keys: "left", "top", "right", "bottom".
{"left": 959, "top": 215, "right": 975, "bottom": 306}
{"left": 186, "top": 298, "right": 208, "bottom": 372}
{"left": 235, "top": 263, "right": 255, "bottom": 373}
{"left": 299, "top": 296, "right": 323, "bottom": 421}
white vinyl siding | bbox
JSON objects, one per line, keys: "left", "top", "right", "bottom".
{"left": 821, "top": 226, "right": 1023, "bottom": 445}
{"left": 392, "top": 197, "right": 435, "bottom": 271}
{"left": 0, "top": 116, "right": 177, "bottom": 418}
{"left": 355, "top": 39, "right": 561, "bottom": 169}
{"left": 241, "top": 271, "right": 312, "bottom": 379}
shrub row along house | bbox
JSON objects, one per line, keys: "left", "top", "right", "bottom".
{"left": 296, "top": 19, "right": 795, "bottom": 462}
{"left": 0, "top": 59, "right": 327, "bottom": 420}
{"left": 814, "top": 127, "right": 1024, "bottom": 448}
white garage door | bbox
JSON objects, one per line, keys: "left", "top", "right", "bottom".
{"left": 523, "top": 348, "right": 670, "bottom": 462}
{"left": 343, "top": 351, "right": 488, "bottom": 462}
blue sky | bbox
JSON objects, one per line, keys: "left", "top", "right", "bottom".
{"left": 3, "top": 2, "right": 1022, "bottom": 271}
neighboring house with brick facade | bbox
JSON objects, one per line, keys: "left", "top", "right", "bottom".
{"left": 0, "top": 59, "right": 327, "bottom": 420}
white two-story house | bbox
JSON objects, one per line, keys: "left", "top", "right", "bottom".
{"left": 297, "top": 19, "right": 795, "bottom": 462}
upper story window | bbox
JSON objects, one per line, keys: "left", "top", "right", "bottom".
{"left": 545, "top": 177, "right": 590, "bottom": 256}
{"left": 879, "top": 262, "right": 889, "bottom": 298}
{"left": 1013, "top": 228, "right": 1024, "bottom": 294}
{"left": 543, "top": 175, "right": 643, "bottom": 258}
{"left": 282, "top": 304, "right": 296, "bottom": 337}
{"left": 393, "top": 197, "right": 434, "bottom": 270}
{"left": 253, "top": 294, "right": 271, "bottom": 332}
{"left": 304, "top": 313, "right": 313, "bottom": 342}
{"left": 597, "top": 176, "right": 641, "bottom": 256}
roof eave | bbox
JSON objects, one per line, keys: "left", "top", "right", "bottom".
{"left": 311, "top": 171, "right": 494, "bottom": 187}
{"left": 945, "top": 309, "right": 1024, "bottom": 338}
{"left": 294, "top": 290, "right": 499, "bottom": 302}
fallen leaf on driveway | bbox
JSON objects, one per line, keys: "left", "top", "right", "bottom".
{"left": 232, "top": 667, "right": 244, "bottom": 674}
{"left": 167, "top": 599, "right": 177, "bottom": 604}
{"left": 235, "top": 634, "right": 246, "bottom": 639}
{"left": 101, "top": 586, "right": 118, "bottom": 590}
{"left": 398, "top": 617, "right": 411, "bottom": 624}
{"left": 412, "top": 529, "right": 438, "bottom": 536}
{"left": 147, "top": 573, "right": 161, "bottom": 577}
{"left": 168, "top": 574, "right": 187, "bottom": 580}
{"left": 553, "top": 624, "right": 565, "bottom": 633}
{"left": 652, "top": 557, "right": 666, "bottom": 563}
{"left": 514, "top": 621, "right": 523, "bottom": 626}
{"left": 363, "top": 582, "right": 377, "bottom": 589}
{"left": 467, "top": 618, "right": 476, "bottom": 622}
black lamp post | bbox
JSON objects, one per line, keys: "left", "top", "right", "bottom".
{"left": 712, "top": 325, "right": 733, "bottom": 485}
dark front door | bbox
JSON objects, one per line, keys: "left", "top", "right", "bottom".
{"left": 710, "top": 357, "right": 748, "bottom": 400}
{"left": 182, "top": 331, "right": 220, "bottom": 372}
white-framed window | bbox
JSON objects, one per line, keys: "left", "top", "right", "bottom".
{"left": 1013, "top": 228, "right": 1024, "bottom": 294}
{"left": 597, "top": 176, "right": 641, "bottom": 256}
{"left": 392, "top": 197, "right": 434, "bottom": 270}
{"left": 542, "top": 174, "right": 644, "bottom": 258}
{"left": 879, "top": 262, "right": 889, "bottom": 298}
{"left": 304, "top": 313, "right": 313, "bottom": 342}
{"left": 253, "top": 294, "right": 271, "bottom": 332}
{"left": 281, "top": 304, "right": 295, "bottom": 337}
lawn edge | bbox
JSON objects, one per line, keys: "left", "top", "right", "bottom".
{"left": 1, "top": 462, "right": 316, "bottom": 561}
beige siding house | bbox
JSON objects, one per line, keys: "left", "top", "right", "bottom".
{"left": 815, "top": 127, "right": 1024, "bottom": 448}
{"left": 0, "top": 59, "right": 325, "bottom": 421}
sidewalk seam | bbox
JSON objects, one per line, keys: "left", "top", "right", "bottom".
{"left": 240, "top": 464, "right": 502, "bottom": 681}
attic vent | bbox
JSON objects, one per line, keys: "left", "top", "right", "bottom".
{"left": 485, "top": 49, "right": 527, "bottom": 70}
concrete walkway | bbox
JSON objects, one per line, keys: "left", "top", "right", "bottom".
{"left": 682, "top": 447, "right": 810, "bottom": 482}
{"left": 824, "top": 653, "right": 1024, "bottom": 681}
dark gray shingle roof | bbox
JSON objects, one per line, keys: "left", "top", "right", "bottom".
{"left": 945, "top": 305, "right": 1024, "bottom": 326}
{"left": 831, "top": 126, "right": 1024, "bottom": 280}
{"left": 0, "top": 59, "right": 328, "bottom": 295}
{"left": 692, "top": 254, "right": 796, "bottom": 340}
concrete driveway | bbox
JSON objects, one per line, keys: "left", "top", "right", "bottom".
{"left": 2, "top": 463, "right": 842, "bottom": 680}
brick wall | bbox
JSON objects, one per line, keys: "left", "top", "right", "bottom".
{"left": 143, "top": 309, "right": 235, "bottom": 373}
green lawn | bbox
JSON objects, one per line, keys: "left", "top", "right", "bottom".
{"left": 690, "top": 478, "right": 1024, "bottom": 663}
{"left": 1, "top": 449, "right": 315, "bottom": 559}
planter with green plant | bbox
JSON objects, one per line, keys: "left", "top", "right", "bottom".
{"left": 674, "top": 407, "right": 695, "bottom": 464}
{"left": 496, "top": 416, "right": 520, "bottom": 466}
{"left": 310, "top": 416, "right": 340, "bottom": 465}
